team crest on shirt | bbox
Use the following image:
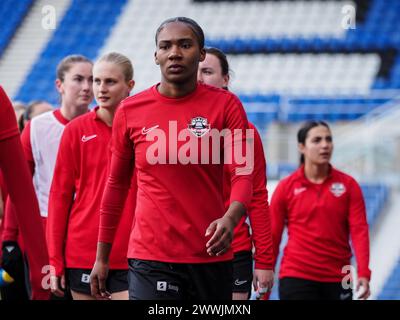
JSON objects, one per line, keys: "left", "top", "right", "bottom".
{"left": 330, "top": 182, "right": 346, "bottom": 197}
{"left": 188, "top": 116, "right": 210, "bottom": 137}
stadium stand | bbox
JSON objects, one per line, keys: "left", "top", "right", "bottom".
{"left": 10, "top": 0, "right": 400, "bottom": 124}
{"left": 0, "top": 0, "right": 72, "bottom": 97}
{"left": 0, "top": 0, "right": 33, "bottom": 57}
{"left": 14, "top": 0, "right": 128, "bottom": 105}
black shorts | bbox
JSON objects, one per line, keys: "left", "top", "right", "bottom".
{"left": 128, "top": 259, "right": 233, "bottom": 300}
{"left": 66, "top": 268, "right": 128, "bottom": 295}
{"left": 232, "top": 251, "right": 253, "bottom": 296}
{"left": 279, "top": 277, "right": 353, "bottom": 300}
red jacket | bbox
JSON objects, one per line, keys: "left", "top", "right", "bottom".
{"left": 271, "top": 165, "right": 371, "bottom": 282}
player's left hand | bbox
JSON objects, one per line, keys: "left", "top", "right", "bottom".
{"left": 205, "top": 216, "right": 235, "bottom": 256}
{"left": 90, "top": 260, "right": 111, "bottom": 300}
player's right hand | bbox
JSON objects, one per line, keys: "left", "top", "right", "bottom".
{"left": 90, "top": 260, "right": 111, "bottom": 300}
{"left": 50, "top": 274, "right": 66, "bottom": 297}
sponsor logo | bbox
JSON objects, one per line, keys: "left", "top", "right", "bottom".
{"left": 234, "top": 279, "right": 248, "bottom": 286}
{"left": 157, "top": 281, "right": 167, "bottom": 291}
{"left": 81, "top": 134, "right": 97, "bottom": 142}
{"left": 155, "top": 281, "right": 179, "bottom": 292}
{"left": 294, "top": 187, "right": 307, "bottom": 196}
{"left": 188, "top": 117, "right": 210, "bottom": 137}
{"left": 168, "top": 284, "right": 179, "bottom": 292}
{"left": 330, "top": 182, "right": 346, "bottom": 197}
{"left": 142, "top": 125, "right": 159, "bottom": 135}
{"left": 81, "top": 273, "right": 90, "bottom": 284}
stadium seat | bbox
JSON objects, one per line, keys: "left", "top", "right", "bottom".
{"left": 15, "top": 0, "right": 128, "bottom": 104}
{"left": 0, "top": 0, "right": 33, "bottom": 57}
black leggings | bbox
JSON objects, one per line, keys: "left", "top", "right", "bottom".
{"left": 279, "top": 277, "right": 353, "bottom": 300}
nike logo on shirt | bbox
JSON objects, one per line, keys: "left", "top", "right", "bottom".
{"left": 142, "top": 125, "right": 159, "bottom": 135}
{"left": 294, "top": 187, "right": 307, "bottom": 196}
{"left": 340, "top": 292, "right": 352, "bottom": 300}
{"left": 234, "top": 279, "right": 248, "bottom": 286}
{"left": 81, "top": 134, "right": 97, "bottom": 142}
{"left": 5, "top": 246, "right": 15, "bottom": 253}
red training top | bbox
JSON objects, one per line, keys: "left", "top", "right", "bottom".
{"left": 99, "top": 83, "right": 253, "bottom": 264}
{"left": 0, "top": 86, "right": 50, "bottom": 299}
{"left": 4, "top": 110, "right": 69, "bottom": 246}
{"left": 0, "top": 87, "right": 19, "bottom": 141}
{"left": 0, "top": 170, "right": 7, "bottom": 247}
{"left": 224, "top": 122, "right": 273, "bottom": 270}
{"left": 270, "top": 165, "right": 371, "bottom": 282}
{"left": 47, "top": 108, "right": 135, "bottom": 276}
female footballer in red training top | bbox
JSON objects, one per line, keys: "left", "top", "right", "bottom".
{"left": 47, "top": 53, "right": 135, "bottom": 300}
{"left": 90, "top": 17, "right": 253, "bottom": 300}
{"left": 271, "top": 121, "right": 371, "bottom": 300}
{"left": 198, "top": 47, "right": 274, "bottom": 300}
{"left": 0, "top": 86, "right": 50, "bottom": 300}
{"left": 18, "top": 55, "right": 93, "bottom": 227}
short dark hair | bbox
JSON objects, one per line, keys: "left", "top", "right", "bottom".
{"left": 297, "top": 121, "right": 330, "bottom": 164}
{"left": 155, "top": 17, "right": 205, "bottom": 49}
{"left": 205, "top": 47, "right": 230, "bottom": 77}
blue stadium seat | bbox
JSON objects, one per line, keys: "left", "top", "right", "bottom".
{"left": 0, "top": 0, "right": 33, "bottom": 57}
{"left": 202, "top": 0, "right": 400, "bottom": 93}
{"left": 8, "top": 0, "right": 400, "bottom": 124}
{"left": 14, "top": 0, "right": 128, "bottom": 104}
